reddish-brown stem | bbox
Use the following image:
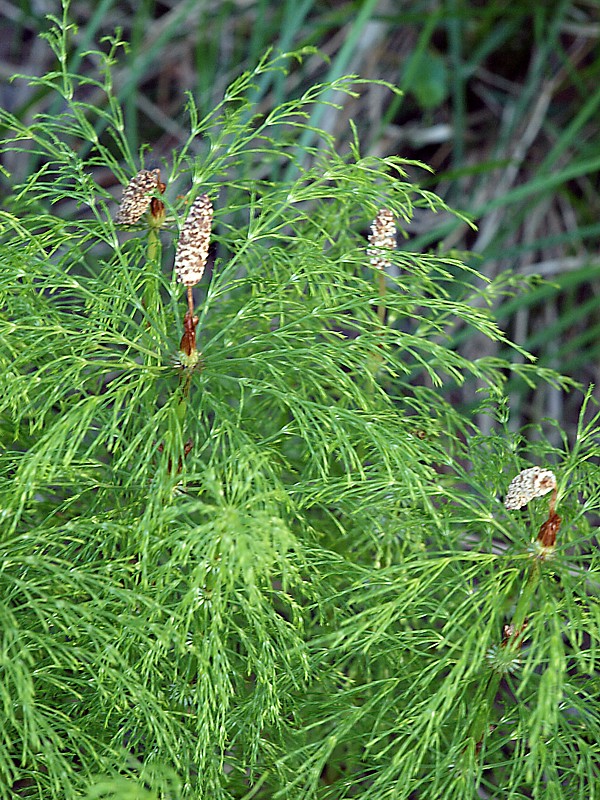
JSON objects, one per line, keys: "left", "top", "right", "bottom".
{"left": 548, "top": 485, "right": 558, "bottom": 516}
{"left": 150, "top": 178, "right": 166, "bottom": 222}
{"left": 536, "top": 487, "right": 561, "bottom": 549}
{"left": 501, "top": 620, "right": 528, "bottom": 649}
{"left": 180, "top": 310, "right": 199, "bottom": 357}
{"left": 537, "top": 511, "right": 561, "bottom": 548}
{"left": 157, "top": 438, "right": 193, "bottom": 475}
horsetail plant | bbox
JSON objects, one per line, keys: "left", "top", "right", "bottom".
{"left": 114, "top": 168, "right": 163, "bottom": 226}
{"left": 0, "top": 10, "right": 597, "bottom": 800}
{"left": 174, "top": 193, "right": 214, "bottom": 291}
{"left": 368, "top": 207, "right": 396, "bottom": 326}
{"left": 466, "top": 466, "right": 563, "bottom": 754}
{"left": 174, "top": 193, "right": 213, "bottom": 372}
{"left": 504, "top": 466, "right": 557, "bottom": 511}
{"left": 367, "top": 207, "right": 396, "bottom": 271}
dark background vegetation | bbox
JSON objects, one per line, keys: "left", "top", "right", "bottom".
{"left": 2, "top": 0, "right": 599, "bottom": 433}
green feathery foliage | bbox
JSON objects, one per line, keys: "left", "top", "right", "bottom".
{"left": 0, "top": 7, "right": 598, "bottom": 800}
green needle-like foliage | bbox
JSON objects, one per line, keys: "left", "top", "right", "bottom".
{"left": 0, "top": 8, "right": 598, "bottom": 800}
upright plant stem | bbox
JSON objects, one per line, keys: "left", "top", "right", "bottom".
{"left": 377, "top": 269, "right": 386, "bottom": 326}
{"left": 466, "top": 561, "right": 541, "bottom": 750}
{"left": 143, "top": 225, "right": 162, "bottom": 335}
